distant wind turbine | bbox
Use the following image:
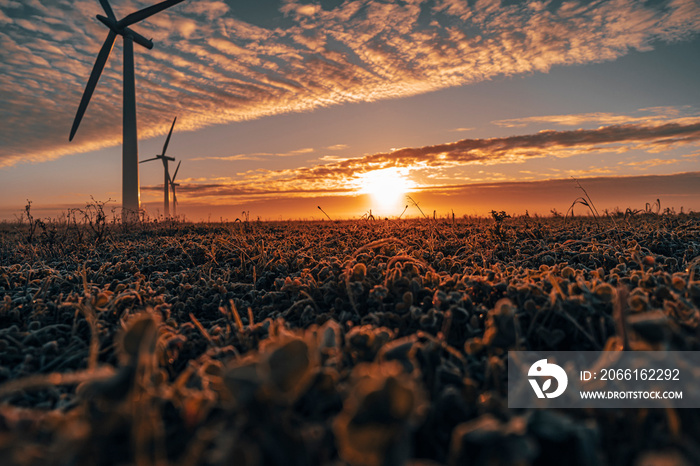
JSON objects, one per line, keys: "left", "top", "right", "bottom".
{"left": 69, "top": 0, "right": 187, "bottom": 222}
{"left": 140, "top": 117, "right": 177, "bottom": 218}
{"left": 168, "top": 160, "right": 181, "bottom": 218}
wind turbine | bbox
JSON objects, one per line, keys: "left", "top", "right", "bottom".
{"left": 168, "top": 161, "right": 181, "bottom": 218}
{"left": 69, "top": 0, "right": 187, "bottom": 223}
{"left": 140, "top": 117, "right": 177, "bottom": 218}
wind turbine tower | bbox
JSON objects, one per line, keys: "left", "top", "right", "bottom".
{"left": 140, "top": 117, "right": 177, "bottom": 218}
{"left": 169, "top": 160, "right": 181, "bottom": 218}
{"left": 69, "top": 0, "right": 186, "bottom": 222}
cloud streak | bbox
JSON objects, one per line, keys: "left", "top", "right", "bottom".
{"left": 1, "top": 0, "right": 700, "bottom": 167}
{"left": 192, "top": 147, "right": 315, "bottom": 161}
{"left": 493, "top": 107, "right": 700, "bottom": 128}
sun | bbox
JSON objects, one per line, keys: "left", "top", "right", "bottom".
{"left": 357, "top": 168, "right": 415, "bottom": 216}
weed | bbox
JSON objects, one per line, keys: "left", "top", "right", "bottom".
{"left": 78, "top": 197, "right": 113, "bottom": 243}
{"left": 490, "top": 210, "right": 511, "bottom": 241}
{"left": 361, "top": 209, "right": 375, "bottom": 221}
{"left": 646, "top": 199, "right": 661, "bottom": 215}
{"left": 406, "top": 195, "right": 427, "bottom": 219}
{"left": 38, "top": 219, "right": 59, "bottom": 248}
{"left": 566, "top": 178, "right": 600, "bottom": 224}
{"left": 318, "top": 206, "right": 332, "bottom": 221}
{"left": 22, "top": 200, "right": 41, "bottom": 244}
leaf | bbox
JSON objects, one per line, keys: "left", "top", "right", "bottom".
{"left": 542, "top": 378, "right": 552, "bottom": 392}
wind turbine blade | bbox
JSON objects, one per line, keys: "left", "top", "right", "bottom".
{"left": 140, "top": 157, "right": 159, "bottom": 163}
{"left": 69, "top": 30, "right": 117, "bottom": 141}
{"left": 162, "top": 116, "right": 177, "bottom": 155}
{"left": 172, "top": 160, "right": 181, "bottom": 181}
{"left": 118, "top": 0, "right": 186, "bottom": 28}
{"left": 99, "top": 0, "right": 116, "bottom": 19}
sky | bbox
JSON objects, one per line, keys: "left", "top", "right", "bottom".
{"left": 1, "top": 0, "right": 700, "bottom": 221}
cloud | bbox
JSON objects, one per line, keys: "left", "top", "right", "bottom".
{"left": 285, "top": 147, "right": 314, "bottom": 156}
{"left": 627, "top": 158, "right": 682, "bottom": 168}
{"left": 181, "top": 1, "right": 229, "bottom": 21}
{"left": 149, "top": 118, "right": 700, "bottom": 202}
{"left": 141, "top": 181, "right": 354, "bottom": 200}
{"left": 281, "top": 119, "right": 700, "bottom": 179}
{"left": 493, "top": 107, "right": 700, "bottom": 128}
{"left": 2, "top": 0, "right": 700, "bottom": 167}
{"left": 193, "top": 146, "right": 315, "bottom": 161}
{"left": 318, "top": 155, "right": 350, "bottom": 162}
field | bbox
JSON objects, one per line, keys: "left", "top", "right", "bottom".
{"left": 1, "top": 213, "right": 700, "bottom": 465}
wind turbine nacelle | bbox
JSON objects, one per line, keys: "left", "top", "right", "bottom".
{"left": 97, "top": 15, "right": 154, "bottom": 49}
{"left": 124, "top": 27, "right": 154, "bottom": 49}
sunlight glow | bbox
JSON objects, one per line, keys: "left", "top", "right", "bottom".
{"left": 356, "top": 168, "right": 416, "bottom": 216}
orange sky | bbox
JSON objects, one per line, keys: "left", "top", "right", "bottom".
{"left": 135, "top": 172, "right": 700, "bottom": 222}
